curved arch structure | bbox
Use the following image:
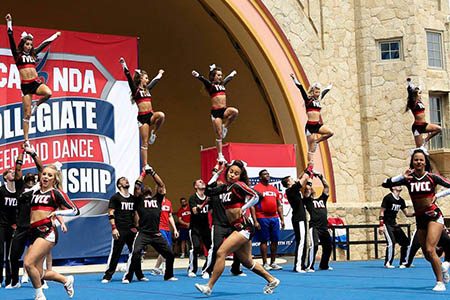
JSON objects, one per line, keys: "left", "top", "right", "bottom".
{"left": 201, "top": 0, "right": 336, "bottom": 201}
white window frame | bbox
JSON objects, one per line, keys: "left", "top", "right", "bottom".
{"left": 377, "top": 39, "right": 403, "bottom": 62}
{"left": 426, "top": 30, "right": 444, "bottom": 69}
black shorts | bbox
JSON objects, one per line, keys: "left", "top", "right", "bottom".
{"left": 415, "top": 205, "right": 444, "bottom": 230}
{"left": 21, "top": 79, "right": 42, "bottom": 96}
{"left": 211, "top": 107, "right": 227, "bottom": 120}
{"left": 232, "top": 219, "right": 255, "bottom": 240}
{"left": 137, "top": 111, "right": 154, "bottom": 127}
{"left": 30, "top": 222, "right": 58, "bottom": 244}
{"left": 305, "top": 122, "right": 323, "bottom": 135}
{"left": 411, "top": 122, "right": 428, "bottom": 136}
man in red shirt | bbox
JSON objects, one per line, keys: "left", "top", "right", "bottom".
{"left": 152, "top": 197, "right": 179, "bottom": 275}
{"left": 176, "top": 197, "right": 191, "bottom": 258}
{"left": 251, "top": 170, "right": 285, "bottom": 270}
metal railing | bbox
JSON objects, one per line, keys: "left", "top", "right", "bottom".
{"left": 429, "top": 128, "right": 450, "bottom": 150}
{"left": 329, "top": 224, "right": 412, "bottom": 260}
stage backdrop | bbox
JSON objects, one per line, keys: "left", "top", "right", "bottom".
{"left": 201, "top": 143, "right": 297, "bottom": 254}
{"left": 0, "top": 25, "right": 139, "bottom": 259}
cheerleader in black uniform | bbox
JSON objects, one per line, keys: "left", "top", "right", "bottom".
{"left": 406, "top": 78, "right": 441, "bottom": 147}
{"left": 119, "top": 58, "right": 165, "bottom": 172}
{"left": 195, "top": 160, "right": 279, "bottom": 296}
{"left": 290, "top": 74, "right": 333, "bottom": 162}
{"left": 5, "top": 14, "right": 61, "bottom": 146}
{"left": 192, "top": 65, "right": 239, "bottom": 163}
{"left": 23, "top": 164, "right": 79, "bottom": 300}
{"left": 382, "top": 148, "right": 450, "bottom": 291}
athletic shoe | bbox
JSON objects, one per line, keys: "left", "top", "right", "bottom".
{"left": 202, "top": 272, "right": 210, "bottom": 279}
{"left": 195, "top": 283, "right": 212, "bottom": 296}
{"left": 21, "top": 273, "right": 29, "bottom": 284}
{"left": 5, "top": 282, "right": 21, "bottom": 289}
{"left": 442, "top": 261, "right": 450, "bottom": 284}
{"left": 433, "top": 281, "right": 446, "bottom": 291}
{"left": 166, "top": 277, "right": 178, "bottom": 281}
{"left": 117, "top": 263, "right": 127, "bottom": 272}
{"left": 151, "top": 268, "right": 163, "bottom": 276}
{"left": 230, "top": 271, "right": 247, "bottom": 277}
{"left": 270, "top": 263, "right": 283, "bottom": 270}
{"left": 305, "top": 268, "right": 315, "bottom": 273}
{"left": 188, "top": 271, "right": 197, "bottom": 278}
{"left": 384, "top": 264, "right": 395, "bottom": 269}
{"left": 263, "top": 278, "right": 280, "bottom": 294}
{"left": 319, "top": 266, "right": 333, "bottom": 271}
{"left": 295, "top": 269, "right": 306, "bottom": 273}
{"left": 64, "top": 275, "right": 74, "bottom": 298}
{"left": 41, "top": 280, "right": 49, "bottom": 290}
{"left": 399, "top": 264, "right": 407, "bottom": 269}
{"left": 35, "top": 293, "right": 47, "bottom": 300}
{"left": 217, "top": 153, "right": 226, "bottom": 163}
{"left": 222, "top": 125, "right": 228, "bottom": 139}
{"left": 180, "top": 253, "right": 185, "bottom": 259}
{"left": 122, "top": 279, "right": 130, "bottom": 284}
{"left": 149, "top": 131, "right": 157, "bottom": 145}
{"left": 138, "top": 277, "right": 149, "bottom": 282}
{"left": 263, "top": 263, "right": 273, "bottom": 271}
{"left": 31, "top": 103, "right": 38, "bottom": 115}
{"left": 101, "top": 279, "right": 110, "bottom": 284}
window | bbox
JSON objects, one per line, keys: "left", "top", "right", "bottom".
{"left": 429, "top": 95, "right": 443, "bottom": 148}
{"left": 427, "top": 31, "right": 443, "bottom": 68}
{"left": 378, "top": 40, "right": 402, "bottom": 61}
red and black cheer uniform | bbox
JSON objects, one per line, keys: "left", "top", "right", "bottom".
{"left": 187, "top": 192, "right": 212, "bottom": 275}
{"left": 293, "top": 80, "right": 331, "bottom": 135}
{"left": 29, "top": 188, "right": 79, "bottom": 244}
{"left": 123, "top": 191, "right": 175, "bottom": 281}
{"left": 380, "top": 192, "right": 410, "bottom": 266}
{"left": 195, "top": 72, "right": 235, "bottom": 119}
{"left": 304, "top": 192, "right": 332, "bottom": 270}
{"left": 7, "top": 24, "right": 58, "bottom": 95}
{"left": 9, "top": 178, "right": 34, "bottom": 286}
{"left": 103, "top": 192, "right": 138, "bottom": 281}
{"left": 285, "top": 181, "right": 308, "bottom": 272}
{"left": 407, "top": 83, "right": 427, "bottom": 135}
{"left": 0, "top": 183, "right": 19, "bottom": 286}
{"left": 203, "top": 182, "right": 243, "bottom": 276}
{"left": 123, "top": 66, "right": 162, "bottom": 127}
{"left": 382, "top": 172, "right": 450, "bottom": 229}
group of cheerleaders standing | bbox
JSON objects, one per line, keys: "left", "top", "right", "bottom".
{"left": 4, "top": 10, "right": 450, "bottom": 298}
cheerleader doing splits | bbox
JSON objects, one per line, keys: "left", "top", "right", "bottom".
{"left": 290, "top": 74, "right": 333, "bottom": 162}
{"left": 5, "top": 14, "right": 61, "bottom": 146}
{"left": 195, "top": 160, "right": 280, "bottom": 296}
{"left": 192, "top": 64, "right": 239, "bottom": 163}
{"left": 120, "top": 58, "right": 165, "bottom": 171}
{"left": 406, "top": 78, "right": 441, "bottom": 148}
{"left": 382, "top": 148, "right": 450, "bottom": 291}
{"left": 24, "top": 164, "right": 79, "bottom": 300}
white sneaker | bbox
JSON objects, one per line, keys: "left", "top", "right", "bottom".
{"left": 138, "top": 277, "right": 149, "bottom": 282}
{"left": 217, "top": 153, "right": 226, "bottom": 163}
{"left": 399, "top": 264, "right": 406, "bottom": 269}
{"left": 64, "top": 275, "right": 74, "bottom": 298}
{"left": 230, "top": 271, "right": 247, "bottom": 277}
{"left": 22, "top": 273, "right": 29, "bottom": 284}
{"left": 188, "top": 271, "right": 197, "bottom": 278}
{"left": 195, "top": 283, "right": 212, "bottom": 296}
{"left": 384, "top": 264, "right": 395, "bottom": 269}
{"left": 263, "top": 278, "right": 280, "bottom": 294}
{"left": 442, "top": 261, "right": 450, "bottom": 284}
{"left": 433, "top": 281, "right": 446, "bottom": 291}
{"left": 31, "top": 103, "right": 38, "bottom": 115}
{"left": 101, "top": 279, "right": 110, "bottom": 284}
{"left": 270, "top": 263, "right": 283, "bottom": 270}
{"left": 222, "top": 125, "right": 228, "bottom": 139}
{"left": 319, "top": 266, "right": 333, "bottom": 271}
{"left": 263, "top": 263, "right": 273, "bottom": 271}
{"left": 122, "top": 279, "right": 130, "bottom": 284}
{"left": 305, "top": 268, "right": 315, "bottom": 273}
{"left": 42, "top": 280, "right": 49, "bottom": 289}
{"left": 151, "top": 268, "right": 163, "bottom": 276}
{"left": 5, "top": 282, "right": 21, "bottom": 289}
{"left": 149, "top": 131, "right": 157, "bottom": 145}
{"left": 295, "top": 269, "right": 306, "bottom": 273}
{"left": 166, "top": 277, "right": 178, "bottom": 281}
{"left": 180, "top": 253, "right": 185, "bottom": 259}
{"left": 201, "top": 272, "right": 210, "bottom": 279}
{"left": 35, "top": 293, "right": 47, "bottom": 300}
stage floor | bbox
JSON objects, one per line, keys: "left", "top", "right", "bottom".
{"left": 2, "top": 258, "right": 449, "bottom": 300}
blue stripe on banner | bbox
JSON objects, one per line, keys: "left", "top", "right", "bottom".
{"left": 0, "top": 97, "right": 115, "bottom": 144}
{"left": 252, "top": 230, "right": 296, "bottom": 255}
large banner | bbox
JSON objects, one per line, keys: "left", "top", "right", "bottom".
{"left": 201, "top": 143, "right": 297, "bottom": 254}
{"left": 0, "top": 25, "right": 139, "bottom": 259}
